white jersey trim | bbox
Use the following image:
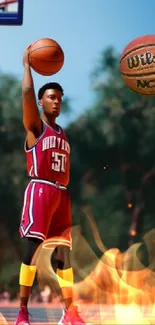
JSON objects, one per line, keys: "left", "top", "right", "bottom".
{"left": 32, "top": 147, "right": 38, "bottom": 177}
{"left": 42, "top": 119, "right": 62, "bottom": 134}
{"left": 30, "top": 178, "right": 67, "bottom": 190}
{"left": 20, "top": 182, "right": 36, "bottom": 236}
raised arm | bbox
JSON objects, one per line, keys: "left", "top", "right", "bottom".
{"left": 22, "top": 46, "right": 42, "bottom": 139}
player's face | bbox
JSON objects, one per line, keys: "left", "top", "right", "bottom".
{"left": 40, "top": 89, "right": 62, "bottom": 117}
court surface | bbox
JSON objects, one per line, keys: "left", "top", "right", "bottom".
{"left": 1, "top": 304, "right": 155, "bottom": 324}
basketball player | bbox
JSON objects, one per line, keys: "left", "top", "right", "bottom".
{"left": 15, "top": 46, "right": 88, "bottom": 325}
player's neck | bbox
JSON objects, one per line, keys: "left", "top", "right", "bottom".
{"left": 41, "top": 112, "right": 56, "bottom": 127}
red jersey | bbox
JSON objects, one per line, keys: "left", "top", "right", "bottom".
{"left": 25, "top": 120, "right": 70, "bottom": 186}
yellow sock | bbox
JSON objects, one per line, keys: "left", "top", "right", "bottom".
{"left": 19, "top": 263, "right": 36, "bottom": 287}
{"left": 56, "top": 267, "right": 73, "bottom": 288}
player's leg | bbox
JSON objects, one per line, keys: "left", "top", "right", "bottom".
{"left": 54, "top": 244, "right": 90, "bottom": 325}
{"left": 49, "top": 190, "right": 90, "bottom": 324}
{"left": 15, "top": 237, "right": 42, "bottom": 325}
{"left": 19, "top": 237, "right": 42, "bottom": 307}
{"left": 48, "top": 190, "right": 73, "bottom": 309}
{"left": 53, "top": 245, "right": 73, "bottom": 309}
{"left": 15, "top": 181, "right": 58, "bottom": 325}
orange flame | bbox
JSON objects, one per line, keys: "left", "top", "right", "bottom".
{"left": 128, "top": 203, "right": 133, "bottom": 208}
{"left": 130, "top": 229, "right": 137, "bottom": 236}
{"left": 36, "top": 210, "right": 155, "bottom": 324}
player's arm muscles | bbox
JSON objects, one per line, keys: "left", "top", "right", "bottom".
{"left": 22, "top": 64, "right": 42, "bottom": 144}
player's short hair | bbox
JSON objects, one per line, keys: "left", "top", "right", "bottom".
{"left": 38, "top": 82, "right": 64, "bottom": 100}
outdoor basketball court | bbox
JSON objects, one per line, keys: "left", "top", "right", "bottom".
{"left": 0, "top": 2, "right": 155, "bottom": 325}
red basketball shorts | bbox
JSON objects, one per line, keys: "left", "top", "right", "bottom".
{"left": 19, "top": 179, "right": 72, "bottom": 248}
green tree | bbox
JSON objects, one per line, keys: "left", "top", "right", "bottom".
{"left": 67, "top": 47, "right": 155, "bottom": 253}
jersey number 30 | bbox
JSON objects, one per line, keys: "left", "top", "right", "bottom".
{"left": 52, "top": 152, "right": 66, "bottom": 172}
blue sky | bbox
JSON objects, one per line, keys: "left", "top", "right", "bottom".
{"left": 0, "top": 0, "right": 155, "bottom": 127}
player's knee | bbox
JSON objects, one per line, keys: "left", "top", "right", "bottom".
{"left": 55, "top": 245, "right": 71, "bottom": 269}
{"left": 22, "top": 237, "right": 42, "bottom": 265}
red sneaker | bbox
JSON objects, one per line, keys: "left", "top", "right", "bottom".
{"left": 15, "top": 306, "right": 30, "bottom": 325}
{"left": 58, "top": 305, "right": 90, "bottom": 325}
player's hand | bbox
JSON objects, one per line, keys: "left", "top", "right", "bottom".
{"left": 23, "top": 45, "right": 31, "bottom": 66}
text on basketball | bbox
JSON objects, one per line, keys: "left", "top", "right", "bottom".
{"left": 136, "top": 79, "right": 155, "bottom": 89}
{"left": 127, "top": 52, "right": 155, "bottom": 69}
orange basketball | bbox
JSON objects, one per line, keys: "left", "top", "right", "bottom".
{"left": 29, "top": 38, "right": 64, "bottom": 76}
{"left": 120, "top": 35, "right": 155, "bottom": 95}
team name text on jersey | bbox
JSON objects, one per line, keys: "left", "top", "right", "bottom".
{"left": 42, "top": 136, "right": 70, "bottom": 154}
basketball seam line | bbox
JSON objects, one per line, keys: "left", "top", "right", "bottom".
{"left": 31, "top": 45, "right": 63, "bottom": 54}
{"left": 31, "top": 38, "right": 59, "bottom": 48}
{"left": 120, "top": 43, "right": 155, "bottom": 62}
{"left": 121, "top": 71, "right": 155, "bottom": 77}
{"left": 30, "top": 58, "right": 64, "bottom": 63}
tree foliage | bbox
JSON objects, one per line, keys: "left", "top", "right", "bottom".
{"left": 67, "top": 46, "right": 155, "bottom": 253}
